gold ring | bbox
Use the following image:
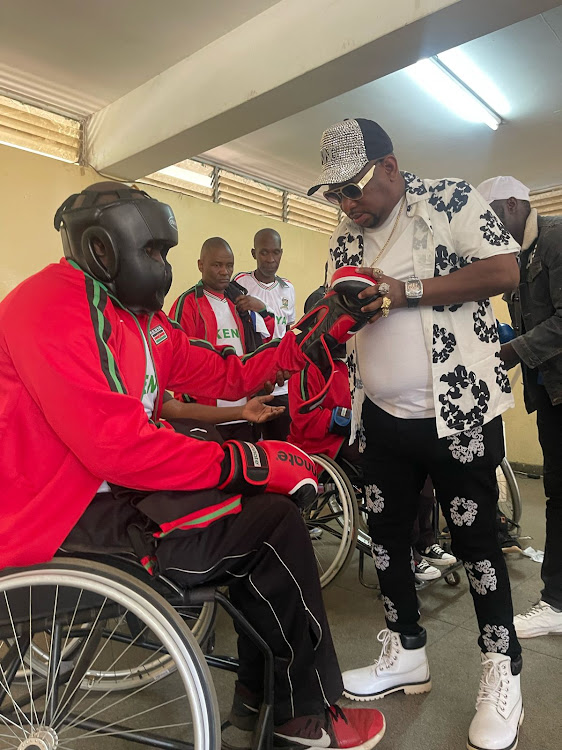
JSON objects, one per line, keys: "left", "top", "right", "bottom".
{"left": 372, "top": 268, "right": 384, "bottom": 277}
{"left": 381, "top": 296, "right": 391, "bottom": 318}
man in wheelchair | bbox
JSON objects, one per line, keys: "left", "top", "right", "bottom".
{"left": 0, "top": 183, "right": 385, "bottom": 749}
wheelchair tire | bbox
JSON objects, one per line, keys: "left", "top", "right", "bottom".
{"left": 16, "top": 555, "right": 217, "bottom": 692}
{"left": 497, "top": 458, "right": 522, "bottom": 527}
{"left": 307, "top": 454, "right": 359, "bottom": 588}
{"left": 0, "top": 558, "right": 221, "bottom": 750}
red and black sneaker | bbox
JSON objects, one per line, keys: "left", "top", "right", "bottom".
{"left": 274, "top": 704, "right": 385, "bottom": 749}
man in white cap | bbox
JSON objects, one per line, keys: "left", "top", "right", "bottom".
{"left": 308, "top": 118, "right": 523, "bottom": 750}
{"left": 477, "top": 175, "right": 562, "bottom": 640}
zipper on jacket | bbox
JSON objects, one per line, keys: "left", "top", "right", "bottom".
{"left": 144, "top": 313, "right": 160, "bottom": 416}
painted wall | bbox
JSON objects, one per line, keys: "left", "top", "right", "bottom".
{"left": 0, "top": 144, "right": 542, "bottom": 467}
{"left": 491, "top": 296, "right": 543, "bottom": 468}
{"left": 0, "top": 144, "right": 326, "bottom": 310}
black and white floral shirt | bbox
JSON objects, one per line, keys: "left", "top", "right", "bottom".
{"left": 327, "top": 172, "right": 519, "bottom": 441}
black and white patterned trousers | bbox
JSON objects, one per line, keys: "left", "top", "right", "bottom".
{"left": 362, "top": 398, "right": 521, "bottom": 660}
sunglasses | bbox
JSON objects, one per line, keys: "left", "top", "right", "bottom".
{"left": 323, "top": 162, "right": 378, "bottom": 205}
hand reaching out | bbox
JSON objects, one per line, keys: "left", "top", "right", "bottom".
{"left": 242, "top": 395, "right": 285, "bottom": 423}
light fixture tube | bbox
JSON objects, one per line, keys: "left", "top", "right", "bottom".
{"left": 406, "top": 57, "right": 502, "bottom": 130}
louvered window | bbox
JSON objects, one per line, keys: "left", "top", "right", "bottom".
{"left": 0, "top": 95, "right": 80, "bottom": 162}
{"left": 530, "top": 187, "right": 562, "bottom": 216}
{"left": 286, "top": 194, "right": 340, "bottom": 234}
{"left": 143, "top": 159, "right": 214, "bottom": 201}
{"left": 216, "top": 170, "right": 283, "bottom": 219}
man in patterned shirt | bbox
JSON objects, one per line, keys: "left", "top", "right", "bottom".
{"left": 307, "top": 119, "right": 522, "bottom": 750}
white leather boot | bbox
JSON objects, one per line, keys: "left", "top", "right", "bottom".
{"left": 467, "top": 652, "right": 523, "bottom": 750}
{"left": 343, "top": 628, "right": 431, "bottom": 700}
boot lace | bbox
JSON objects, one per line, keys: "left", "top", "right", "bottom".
{"left": 521, "top": 601, "right": 548, "bottom": 619}
{"left": 373, "top": 628, "right": 398, "bottom": 671}
{"left": 475, "top": 658, "right": 509, "bottom": 711}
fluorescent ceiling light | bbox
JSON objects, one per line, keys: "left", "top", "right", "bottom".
{"left": 437, "top": 48, "right": 510, "bottom": 117}
{"left": 159, "top": 164, "right": 213, "bottom": 187}
{"left": 406, "top": 57, "right": 503, "bottom": 130}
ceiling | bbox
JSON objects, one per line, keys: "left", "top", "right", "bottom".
{"left": 0, "top": 0, "right": 281, "bottom": 117}
{"left": 0, "top": 1, "right": 560, "bottom": 193}
{"left": 201, "top": 7, "right": 562, "bottom": 193}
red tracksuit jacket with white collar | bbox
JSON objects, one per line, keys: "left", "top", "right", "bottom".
{"left": 0, "top": 259, "right": 305, "bottom": 569}
{"left": 169, "top": 280, "right": 275, "bottom": 405}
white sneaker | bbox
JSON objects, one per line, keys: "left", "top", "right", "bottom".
{"left": 421, "top": 543, "right": 457, "bottom": 567}
{"left": 308, "top": 527, "right": 324, "bottom": 540}
{"left": 514, "top": 600, "right": 562, "bottom": 638}
{"left": 414, "top": 557, "right": 441, "bottom": 582}
{"left": 467, "top": 652, "right": 523, "bottom": 750}
{"left": 343, "top": 629, "right": 431, "bottom": 700}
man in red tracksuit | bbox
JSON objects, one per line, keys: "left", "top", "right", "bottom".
{"left": 170, "top": 237, "right": 274, "bottom": 352}
{"left": 0, "top": 182, "right": 385, "bottom": 749}
{"left": 289, "top": 358, "right": 354, "bottom": 461}
{"left": 170, "top": 236, "right": 275, "bottom": 441}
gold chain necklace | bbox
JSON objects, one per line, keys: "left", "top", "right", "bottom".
{"left": 369, "top": 196, "right": 406, "bottom": 268}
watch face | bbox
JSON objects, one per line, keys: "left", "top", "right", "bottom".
{"left": 406, "top": 278, "right": 423, "bottom": 298}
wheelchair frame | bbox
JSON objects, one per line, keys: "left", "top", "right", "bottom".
{"left": 0, "top": 557, "right": 275, "bottom": 750}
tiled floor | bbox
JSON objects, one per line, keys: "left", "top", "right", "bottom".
{"left": 211, "top": 474, "right": 561, "bottom": 750}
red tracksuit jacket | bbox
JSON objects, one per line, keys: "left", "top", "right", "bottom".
{"left": 288, "top": 360, "right": 351, "bottom": 459}
{"left": 169, "top": 280, "right": 274, "bottom": 405}
{"left": 0, "top": 259, "right": 305, "bottom": 569}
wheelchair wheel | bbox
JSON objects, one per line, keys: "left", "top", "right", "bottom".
{"left": 0, "top": 558, "right": 220, "bottom": 749}
{"left": 16, "top": 557, "right": 217, "bottom": 692}
{"left": 497, "top": 458, "right": 522, "bottom": 526}
{"left": 306, "top": 454, "right": 359, "bottom": 588}
{"left": 333, "top": 457, "right": 371, "bottom": 552}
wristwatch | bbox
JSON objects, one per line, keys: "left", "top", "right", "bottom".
{"left": 405, "top": 275, "right": 423, "bottom": 308}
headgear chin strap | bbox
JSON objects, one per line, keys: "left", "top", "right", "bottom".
{"left": 54, "top": 183, "right": 178, "bottom": 314}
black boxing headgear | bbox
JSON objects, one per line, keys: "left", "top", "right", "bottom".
{"left": 54, "top": 182, "right": 178, "bottom": 314}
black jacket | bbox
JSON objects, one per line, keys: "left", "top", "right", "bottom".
{"left": 507, "top": 214, "right": 562, "bottom": 412}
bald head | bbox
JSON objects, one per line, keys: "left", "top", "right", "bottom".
{"left": 252, "top": 228, "right": 283, "bottom": 283}
{"left": 198, "top": 237, "right": 234, "bottom": 292}
{"left": 254, "top": 228, "right": 281, "bottom": 247}
{"left": 200, "top": 236, "right": 232, "bottom": 260}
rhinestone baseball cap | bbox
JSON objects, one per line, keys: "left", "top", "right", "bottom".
{"left": 307, "top": 118, "right": 394, "bottom": 196}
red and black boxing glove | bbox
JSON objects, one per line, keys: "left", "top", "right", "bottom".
{"left": 218, "top": 440, "right": 318, "bottom": 510}
{"left": 297, "top": 266, "right": 380, "bottom": 343}
{"left": 293, "top": 266, "right": 379, "bottom": 413}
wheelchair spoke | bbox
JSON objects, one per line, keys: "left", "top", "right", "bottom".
{"left": 1, "top": 560, "right": 220, "bottom": 750}
{"left": 58, "top": 672, "right": 187, "bottom": 736}
{"left": 60, "top": 697, "right": 191, "bottom": 740}
{"left": 307, "top": 491, "right": 335, "bottom": 519}
{"left": 309, "top": 455, "right": 360, "bottom": 588}
{"left": 42, "top": 590, "right": 108, "bottom": 731}
{"left": 53, "top": 610, "right": 130, "bottom": 723}
{"left": 1, "top": 593, "right": 34, "bottom": 736}
{"left": 0, "top": 732, "right": 19, "bottom": 748}
{"left": 57, "top": 619, "right": 161, "bottom": 729}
